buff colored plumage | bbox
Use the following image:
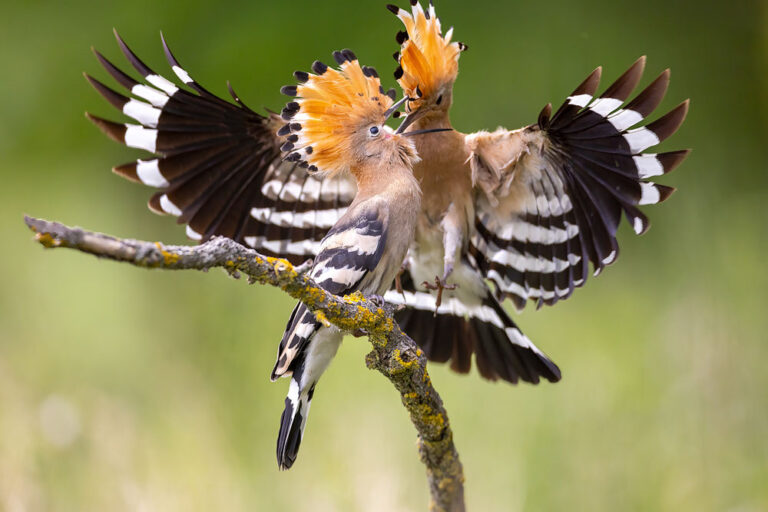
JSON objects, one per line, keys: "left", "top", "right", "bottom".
{"left": 390, "top": 1, "right": 463, "bottom": 111}
{"left": 280, "top": 51, "right": 399, "bottom": 177}
{"left": 273, "top": 50, "right": 429, "bottom": 470}
{"left": 383, "top": 0, "right": 690, "bottom": 385}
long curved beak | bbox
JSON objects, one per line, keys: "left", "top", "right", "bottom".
{"left": 394, "top": 107, "right": 428, "bottom": 134}
{"left": 382, "top": 96, "right": 409, "bottom": 122}
{"left": 402, "top": 127, "right": 453, "bottom": 137}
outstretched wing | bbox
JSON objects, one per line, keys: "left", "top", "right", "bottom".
{"left": 86, "top": 31, "right": 354, "bottom": 263}
{"left": 467, "top": 57, "right": 690, "bottom": 309}
{"left": 271, "top": 202, "right": 388, "bottom": 379}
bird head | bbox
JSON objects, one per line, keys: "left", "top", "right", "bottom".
{"left": 388, "top": 1, "right": 467, "bottom": 130}
{"left": 278, "top": 50, "right": 421, "bottom": 179}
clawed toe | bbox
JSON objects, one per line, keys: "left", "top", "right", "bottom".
{"left": 421, "top": 275, "right": 458, "bottom": 312}
{"left": 369, "top": 294, "right": 385, "bottom": 307}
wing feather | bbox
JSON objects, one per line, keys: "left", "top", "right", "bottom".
{"left": 271, "top": 202, "right": 388, "bottom": 378}
{"left": 467, "top": 59, "right": 690, "bottom": 308}
{"left": 87, "top": 32, "right": 354, "bottom": 264}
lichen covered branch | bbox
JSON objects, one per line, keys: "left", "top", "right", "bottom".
{"left": 24, "top": 215, "right": 465, "bottom": 512}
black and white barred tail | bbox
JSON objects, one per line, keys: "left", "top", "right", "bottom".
{"left": 386, "top": 270, "right": 561, "bottom": 384}
{"left": 470, "top": 57, "right": 690, "bottom": 310}
{"left": 85, "top": 30, "right": 354, "bottom": 264}
{"left": 273, "top": 304, "right": 320, "bottom": 470}
{"left": 276, "top": 373, "right": 313, "bottom": 470}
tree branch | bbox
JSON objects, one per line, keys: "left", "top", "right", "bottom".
{"left": 24, "top": 215, "right": 465, "bottom": 512}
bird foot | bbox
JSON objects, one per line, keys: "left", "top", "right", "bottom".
{"left": 394, "top": 261, "right": 410, "bottom": 299}
{"left": 368, "top": 294, "right": 386, "bottom": 307}
{"left": 421, "top": 275, "right": 458, "bottom": 313}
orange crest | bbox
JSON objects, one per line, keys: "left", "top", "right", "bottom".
{"left": 278, "top": 50, "right": 398, "bottom": 177}
{"left": 389, "top": 1, "right": 466, "bottom": 110}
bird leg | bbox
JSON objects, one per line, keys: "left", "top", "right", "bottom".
{"left": 423, "top": 203, "right": 462, "bottom": 311}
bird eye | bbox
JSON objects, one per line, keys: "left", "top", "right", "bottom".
{"left": 369, "top": 126, "right": 380, "bottom": 137}
{"left": 436, "top": 95, "right": 443, "bottom": 105}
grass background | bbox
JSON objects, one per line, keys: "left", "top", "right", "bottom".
{"left": 1, "top": 0, "right": 766, "bottom": 510}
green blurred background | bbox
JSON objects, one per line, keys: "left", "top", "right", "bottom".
{"left": 2, "top": 0, "right": 766, "bottom": 510}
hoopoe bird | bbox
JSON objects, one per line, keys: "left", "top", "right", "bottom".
{"left": 382, "top": 1, "right": 690, "bottom": 384}
{"left": 85, "top": 30, "right": 375, "bottom": 266}
{"left": 271, "top": 50, "right": 446, "bottom": 469}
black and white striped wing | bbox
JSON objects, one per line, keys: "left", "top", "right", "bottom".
{"left": 386, "top": 269, "right": 561, "bottom": 384}
{"left": 467, "top": 57, "right": 690, "bottom": 309}
{"left": 271, "top": 205, "right": 387, "bottom": 379}
{"left": 86, "top": 31, "right": 355, "bottom": 264}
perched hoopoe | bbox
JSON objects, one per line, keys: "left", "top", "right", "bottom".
{"left": 382, "top": 1, "right": 690, "bottom": 384}
{"left": 86, "top": 30, "right": 374, "bottom": 266}
{"left": 271, "top": 50, "right": 449, "bottom": 470}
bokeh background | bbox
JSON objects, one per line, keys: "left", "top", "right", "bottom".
{"left": 2, "top": 0, "right": 766, "bottom": 510}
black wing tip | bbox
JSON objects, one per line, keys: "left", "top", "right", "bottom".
{"left": 386, "top": 4, "right": 400, "bottom": 14}
{"left": 601, "top": 56, "right": 647, "bottom": 101}
{"left": 84, "top": 73, "right": 129, "bottom": 110}
{"left": 538, "top": 103, "right": 553, "bottom": 129}
{"left": 85, "top": 112, "right": 128, "bottom": 144}
{"left": 112, "top": 162, "right": 141, "bottom": 183}
{"left": 648, "top": 100, "right": 690, "bottom": 142}
{"left": 656, "top": 184, "right": 676, "bottom": 203}
{"left": 572, "top": 66, "right": 603, "bottom": 97}
{"left": 657, "top": 149, "right": 692, "bottom": 174}
{"left": 91, "top": 47, "right": 140, "bottom": 90}
{"left": 629, "top": 55, "right": 647, "bottom": 75}
{"left": 112, "top": 27, "right": 130, "bottom": 52}
{"left": 113, "top": 28, "right": 154, "bottom": 77}
{"left": 159, "top": 31, "right": 181, "bottom": 68}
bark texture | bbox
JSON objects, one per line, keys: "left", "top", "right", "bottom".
{"left": 24, "top": 215, "right": 465, "bottom": 512}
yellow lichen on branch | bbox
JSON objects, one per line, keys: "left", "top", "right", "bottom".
{"left": 155, "top": 242, "right": 180, "bottom": 265}
{"left": 23, "top": 215, "right": 465, "bottom": 512}
{"left": 35, "top": 232, "right": 63, "bottom": 248}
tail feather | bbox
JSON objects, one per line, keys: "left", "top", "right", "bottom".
{"left": 388, "top": 269, "right": 561, "bottom": 384}
{"left": 273, "top": 324, "right": 341, "bottom": 470}
{"left": 276, "top": 377, "right": 312, "bottom": 471}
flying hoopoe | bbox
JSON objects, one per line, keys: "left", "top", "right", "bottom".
{"left": 382, "top": 1, "right": 690, "bottom": 384}
{"left": 271, "top": 50, "right": 449, "bottom": 470}
{"left": 85, "top": 30, "right": 374, "bottom": 266}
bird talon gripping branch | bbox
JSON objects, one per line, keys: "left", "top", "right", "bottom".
{"left": 383, "top": 0, "right": 689, "bottom": 385}
{"left": 83, "top": 3, "right": 690, "bottom": 488}
{"left": 268, "top": 49, "right": 447, "bottom": 471}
